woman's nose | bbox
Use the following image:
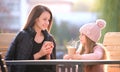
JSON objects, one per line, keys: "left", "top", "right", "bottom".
{"left": 46, "top": 20, "right": 49, "bottom": 25}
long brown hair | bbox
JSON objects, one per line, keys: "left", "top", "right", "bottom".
{"left": 80, "top": 35, "right": 96, "bottom": 54}
{"left": 23, "top": 5, "right": 53, "bottom": 32}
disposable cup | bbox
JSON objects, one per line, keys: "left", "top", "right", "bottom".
{"left": 66, "top": 45, "right": 76, "bottom": 56}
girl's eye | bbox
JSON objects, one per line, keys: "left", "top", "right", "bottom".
{"left": 80, "top": 33, "right": 85, "bottom": 37}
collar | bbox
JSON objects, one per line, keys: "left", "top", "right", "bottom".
{"left": 26, "top": 27, "right": 36, "bottom": 38}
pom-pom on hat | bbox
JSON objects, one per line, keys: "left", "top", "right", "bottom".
{"left": 79, "top": 19, "right": 106, "bottom": 42}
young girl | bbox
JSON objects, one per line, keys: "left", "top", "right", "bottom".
{"left": 64, "top": 19, "right": 107, "bottom": 72}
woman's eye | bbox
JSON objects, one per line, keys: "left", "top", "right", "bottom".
{"left": 43, "top": 18, "right": 49, "bottom": 21}
{"left": 43, "top": 19, "right": 47, "bottom": 20}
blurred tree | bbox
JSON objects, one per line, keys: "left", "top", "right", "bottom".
{"left": 57, "top": 21, "right": 71, "bottom": 45}
{"left": 50, "top": 18, "right": 58, "bottom": 40}
{"left": 68, "top": 24, "right": 79, "bottom": 40}
{"left": 53, "top": 21, "right": 80, "bottom": 46}
{"left": 98, "top": 0, "right": 120, "bottom": 42}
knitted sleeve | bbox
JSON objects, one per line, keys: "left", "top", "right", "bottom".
{"left": 80, "top": 45, "right": 104, "bottom": 60}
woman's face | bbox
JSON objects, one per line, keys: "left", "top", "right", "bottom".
{"left": 79, "top": 33, "right": 87, "bottom": 45}
{"left": 35, "top": 11, "right": 51, "bottom": 30}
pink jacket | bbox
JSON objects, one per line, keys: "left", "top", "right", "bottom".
{"left": 80, "top": 44, "right": 106, "bottom": 72}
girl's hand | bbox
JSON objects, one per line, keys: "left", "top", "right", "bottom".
{"left": 63, "top": 54, "right": 81, "bottom": 60}
{"left": 71, "top": 54, "right": 81, "bottom": 60}
{"left": 63, "top": 54, "right": 71, "bottom": 60}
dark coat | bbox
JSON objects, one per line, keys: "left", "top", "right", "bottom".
{"left": 5, "top": 27, "right": 56, "bottom": 72}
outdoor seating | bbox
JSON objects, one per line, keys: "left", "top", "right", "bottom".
{"left": 0, "top": 32, "right": 120, "bottom": 72}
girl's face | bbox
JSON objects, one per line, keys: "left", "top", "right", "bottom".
{"left": 35, "top": 11, "right": 51, "bottom": 30}
{"left": 79, "top": 33, "right": 87, "bottom": 45}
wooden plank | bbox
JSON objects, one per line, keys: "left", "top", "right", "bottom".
{"left": 106, "top": 52, "right": 120, "bottom": 60}
{"left": 0, "top": 33, "right": 16, "bottom": 48}
{"left": 105, "top": 46, "right": 120, "bottom": 51}
{"left": 103, "top": 32, "right": 120, "bottom": 45}
{"left": 107, "top": 66, "right": 120, "bottom": 72}
{"left": 0, "top": 33, "right": 16, "bottom": 58}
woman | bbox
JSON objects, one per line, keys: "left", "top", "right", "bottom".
{"left": 64, "top": 19, "right": 107, "bottom": 72}
{"left": 5, "top": 5, "right": 56, "bottom": 72}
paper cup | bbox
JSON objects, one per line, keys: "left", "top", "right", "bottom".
{"left": 66, "top": 45, "right": 76, "bottom": 56}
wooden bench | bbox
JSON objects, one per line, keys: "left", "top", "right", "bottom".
{"left": 103, "top": 32, "right": 120, "bottom": 72}
{"left": 0, "top": 33, "right": 16, "bottom": 58}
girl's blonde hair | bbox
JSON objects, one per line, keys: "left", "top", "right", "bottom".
{"left": 80, "top": 35, "right": 107, "bottom": 60}
{"left": 80, "top": 35, "right": 96, "bottom": 54}
{"left": 79, "top": 35, "right": 107, "bottom": 72}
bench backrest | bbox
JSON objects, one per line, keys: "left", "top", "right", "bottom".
{"left": 103, "top": 32, "right": 120, "bottom": 60}
{"left": 103, "top": 32, "right": 120, "bottom": 72}
{"left": 0, "top": 33, "right": 16, "bottom": 58}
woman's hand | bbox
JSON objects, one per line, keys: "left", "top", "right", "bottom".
{"left": 40, "top": 41, "right": 54, "bottom": 55}
{"left": 45, "top": 41, "right": 54, "bottom": 55}
{"left": 34, "top": 41, "right": 54, "bottom": 60}
{"left": 46, "top": 54, "right": 51, "bottom": 60}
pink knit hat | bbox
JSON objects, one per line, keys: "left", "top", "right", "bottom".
{"left": 79, "top": 19, "right": 106, "bottom": 42}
